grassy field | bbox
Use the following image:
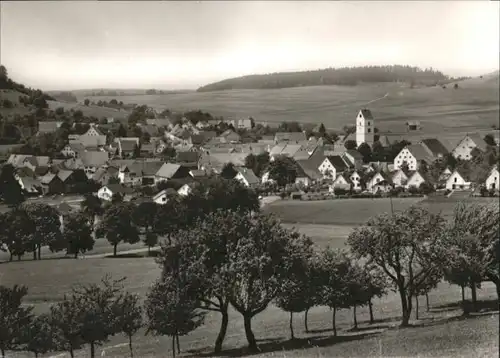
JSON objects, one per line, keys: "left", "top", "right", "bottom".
{"left": 1, "top": 252, "right": 498, "bottom": 358}
{"left": 46, "top": 100, "right": 130, "bottom": 120}
{"left": 75, "top": 76, "right": 499, "bottom": 147}
{"left": 265, "top": 196, "right": 499, "bottom": 226}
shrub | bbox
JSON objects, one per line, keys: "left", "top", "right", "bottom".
{"left": 408, "top": 186, "right": 420, "bottom": 195}
{"left": 279, "top": 192, "right": 287, "bottom": 199}
{"left": 333, "top": 187, "right": 349, "bottom": 196}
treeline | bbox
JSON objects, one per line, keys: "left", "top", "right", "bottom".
{"left": 0, "top": 177, "right": 498, "bottom": 357}
{"left": 50, "top": 91, "right": 78, "bottom": 103}
{"left": 0, "top": 65, "right": 54, "bottom": 101}
{"left": 197, "top": 65, "right": 450, "bottom": 92}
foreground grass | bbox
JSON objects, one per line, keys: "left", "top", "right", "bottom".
{"left": 2, "top": 246, "right": 498, "bottom": 358}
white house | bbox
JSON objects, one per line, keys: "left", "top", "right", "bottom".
{"left": 153, "top": 189, "right": 169, "bottom": 205}
{"left": 393, "top": 144, "right": 435, "bottom": 171}
{"left": 451, "top": 133, "right": 488, "bottom": 160}
{"left": 439, "top": 167, "right": 453, "bottom": 181}
{"left": 445, "top": 170, "right": 471, "bottom": 190}
{"left": 97, "top": 184, "right": 134, "bottom": 201}
{"left": 485, "top": 166, "right": 499, "bottom": 190}
{"left": 355, "top": 109, "right": 374, "bottom": 147}
{"left": 177, "top": 183, "right": 196, "bottom": 197}
{"left": 60, "top": 142, "right": 85, "bottom": 158}
{"left": 390, "top": 169, "right": 408, "bottom": 188}
{"left": 234, "top": 167, "right": 260, "bottom": 188}
{"left": 261, "top": 171, "right": 275, "bottom": 185}
{"left": 364, "top": 172, "right": 387, "bottom": 193}
{"left": 318, "top": 156, "right": 349, "bottom": 179}
{"left": 405, "top": 171, "right": 426, "bottom": 189}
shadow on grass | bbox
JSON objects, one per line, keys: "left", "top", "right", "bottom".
{"left": 188, "top": 332, "right": 380, "bottom": 357}
{"left": 0, "top": 255, "right": 76, "bottom": 265}
{"left": 104, "top": 251, "right": 159, "bottom": 259}
{"left": 431, "top": 299, "right": 499, "bottom": 314}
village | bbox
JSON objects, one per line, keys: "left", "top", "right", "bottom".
{"left": 2, "top": 106, "right": 499, "bottom": 213}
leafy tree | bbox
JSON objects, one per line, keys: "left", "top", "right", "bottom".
{"left": 117, "top": 124, "right": 127, "bottom": 138}
{"left": 220, "top": 162, "right": 237, "bottom": 179}
{"left": 108, "top": 176, "right": 120, "bottom": 185}
{"left": 132, "top": 144, "right": 141, "bottom": 158}
{"left": 315, "top": 248, "right": 351, "bottom": 336}
{"left": 145, "top": 276, "right": 205, "bottom": 358}
{"left": 0, "top": 164, "right": 24, "bottom": 206}
{"left": 22, "top": 203, "right": 62, "bottom": 260}
{"left": 244, "top": 152, "right": 270, "bottom": 177}
{"left": 364, "top": 266, "right": 388, "bottom": 324}
{"left": 55, "top": 107, "right": 65, "bottom": 115}
{"left": 80, "top": 194, "right": 104, "bottom": 227}
{"left": 132, "top": 202, "right": 159, "bottom": 254}
{"left": 22, "top": 314, "right": 58, "bottom": 358}
{"left": 0, "top": 208, "right": 33, "bottom": 260}
{"left": 344, "top": 140, "right": 357, "bottom": 150}
{"left": 413, "top": 268, "right": 442, "bottom": 319}
{"left": 50, "top": 298, "right": 84, "bottom": 358}
{"left": 342, "top": 261, "right": 373, "bottom": 329}
{"left": 268, "top": 156, "right": 298, "bottom": 187}
{"left": 114, "top": 291, "right": 142, "bottom": 358}
{"left": 348, "top": 207, "right": 448, "bottom": 326}
{"left": 62, "top": 212, "right": 95, "bottom": 258}
{"left": 0, "top": 285, "right": 34, "bottom": 357}
{"left": 278, "top": 121, "right": 302, "bottom": 132}
{"left": 84, "top": 99, "right": 90, "bottom": 106}
{"left": 96, "top": 203, "right": 140, "bottom": 256}
{"left": 111, "top": 192, "right": 124, "bottom": 204}
{"left": 357, "top": 142, "right": 372, "bottom": 163}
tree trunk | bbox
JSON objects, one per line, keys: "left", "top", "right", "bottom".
{"left": 33, "top": 245, "right": 37, "bottom": 260}
{"left": 304, "top": 308, "right": 309, "bottom": 333}
{"left": 353, "top": 305, "right": 358, "bottom": 329}
{"left": 214, "top": 306, "right": 229, "bottom": 353}
{"left": 461, "top": 285, "right": 465, "bottom": 304}
{"left": 369, "top": 299, "right": 375, "bottom": 324}
{"left": 332, "top": 306, "right": 337, "bottom": 337}
{"left": 18, "top": 254, "right": 22, "bottom": 261}
{"left": 471, "top": 283, "right": 478, "bottom": 312}
{"left": 1, "top": 347, "right": 5, "bottom": 358}
{"left": 129, "top": 335, "right": 133, "bottom": 358}
{"left": 37, "top": 244, "right": 41, "bottom": 260}
{"left": 35, "top": 352, "right": 38, "bottom": 358}
{"left": 90, "top": 341, "right": 95, "bottom": 358}
{"left": 399, "top": 286, "right": 411, "bottom": 327}
{"left": 69, "top": 347, "right": 74, "bottom": 358}
{"left": 113, "top": 243, "right": 117, "bottom": 257}
{"left": 425, "top": 293, "right": 430, "bottom": 312}
{"left": 148, "top": 245, "right": 151, "bottom": 255}
{"left": 172, "top": 335, "right": 176, "bottom": 358}
{"left": 176, "top": 334, "right": 180, "bottom": 354}
{"left": 289, "top": 311, "right": 295, "bottom": 340}
{"left": 243, "top": 314, "right": 258, "bottom": 352}
{"left": 74, "top": 250, "right": 78, "bottom": 259}
{"left": 415, "top": 295, "right": 419, "bottom": 320}
{"left": 9, "top": 252, "right": 12, "bottom": 261}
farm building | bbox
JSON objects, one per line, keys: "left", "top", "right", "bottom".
{"left": 485, "top": 166, "right": 499, "bottom": 190}
{"left": 451, "top": 133, "right": 488, "bottom": 160}
{"left": 318, "top": 155, "right": 349, "bottom": 179}
{"left": 393, "top": 144, "right": 435, "bottom": 171}
{"left": 234, "top": 167, "right": 260, "bottom": 188}
{"left": 445, "top": 169, "right": 471, "bottom": 190}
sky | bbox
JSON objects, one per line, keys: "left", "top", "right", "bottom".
{"left": 1, "top": 1, "right": 499, "bottom": 91}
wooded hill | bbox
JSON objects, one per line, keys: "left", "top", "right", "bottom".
{"left": 0, "top": 65, "right": 54, "bottom": 102}
{"left": 197, "top": 65, "right": 452, "bottom": 92}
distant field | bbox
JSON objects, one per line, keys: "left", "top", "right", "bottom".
{"left": 264, "top": 197, "right": 424, "bottom": 226}
{"left": 76, "top": 77, "right": 499, "bottom": 147}
{"left": 46, "top": 100, "right": 130, "bottom": 119}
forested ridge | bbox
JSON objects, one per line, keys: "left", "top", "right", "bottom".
{"left": 197, "top": 65, "right": 452, "bottom": 92}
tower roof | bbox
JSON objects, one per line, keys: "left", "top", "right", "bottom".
{"left": 359, "top": 109, "right": 374, "bottom": 120}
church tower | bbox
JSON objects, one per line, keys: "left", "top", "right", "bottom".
{"left": 355, "top": 109, "right": 374, "bottom": 147}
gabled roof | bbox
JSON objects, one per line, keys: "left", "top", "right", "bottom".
{"left": 127, "top": 161, "right": 165, "bottom": 177}
{"left": 64, "top": 142, "right": 86, "bottom": 153}
{"left": 235, "top": 167, "right": 260, "bottom": 185}
{"left": 325, "top": 155, "right": 349, "bottom": 171}
{"left": 190, "top": 134, "right": 206, "bottom": 145}
{"left": 104, "top": 184, "right": 135, "bottom": 195}
{"left": 406, "top": 144, "right": 435, "bottom": 163}
{"left": 269, "top": 144, "right": 287, "bottom": 156}
{"left": 295, "top": 159, "right": 322, "bottom": 181}
{"left": 40, "top": 173, "right": 59, "bottom": 185}
{"left": 465, "top": 133, "right": 488, "bottom": 152}
{"left": 345, "top": 149, "right": 363, "bottom": 160}
{"left": 61, "top": 158, "right": 84, "bottom": 170}
{"left": 146, "top": 118, "right": 172, "bottom": 128}
{"left": 155, "top": 163, "right": 182, "bottom": 179}
{"left": 274, "top": 132, "right": 307, "bottom": 143}
{"left": 359, "top": 109, "right": 374, "bottom": 120}
{"left": 176, "top": 151, "right": 199, "bottom": 163}
{"left": 57, "top": 170, "right": 74, "bottom": 182}
{"left": 81, "top": 151, "right": 109, "bottom": 167}
{"left": 421, "top": 138, "right": 449, "bottom": 157}
{"left": 84, "top": 125, "right": 105, "bottom": 136}
{"left": 280, "top": 144, "right": 303, "bottom": 157}
{"left": 451, "top": 168, "right": 472, "bottom": 182}
{"left": 119, "top": 140, "right": 138, "bottom": 152}
{"left": 19, "top": 177, "right": 42, "bottom": 191}
{"left": 38, "top": 121, "right": 62, "bottom": 133}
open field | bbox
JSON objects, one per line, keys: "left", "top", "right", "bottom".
{"left": 76, "top": 76, "right": 499, "bottom": 147}
{"left": 1, "top": 253, "right": 498, "bottom": 358}
{"left": 46, "top": 100, "right": 130, "bottom": 120}
{"left": 265, "top": 196, "right": 499, "bottom": 226}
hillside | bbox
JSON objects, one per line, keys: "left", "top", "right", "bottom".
{"left": 197, "top": 65, "right": 452, "bottom": 92}
{"left": 0, "top": 65, "right": 54, "bottom": 102}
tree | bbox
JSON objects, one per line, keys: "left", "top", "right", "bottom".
{"left": 114, "top": 292, "right": 142, "bottom": 358}
{"left": 22, "top": 314, "right": 58, "bottom": 358}
{"left": 220, "top": 162, "right": 237, "bottom": 179}
{"left": 484, "top": 134, "right": 496, "bottom": 147}
{"left": 62, "top": 212, "right": 95, "bottom": 258}
{"left": 80, "top": 194, "right": 104, "bottom": 227}
{"left": 132, "top": 202, "right": 159, "bottom": 255}
{"left": 364, "top": 265, "right": 388, "bottom": 324}
{"left": 268, "top": 156, "right": 298, "bottom": 187}
{"left": 0, "top": 285, "right": 34, "bottom": 358}
{"left": 344, "top": 140, "right": 357, "bottom": 150}
{"left": 22, "top": 203, "right": 63, "bottom": 260}
{"left": 0, "top": 164, "right": 24, "bottom": 206}
{"left": 96, "top": 203, "right": 140, "bottom": 256}
{"left": 357, "top": 142, "right": 372, "bottom": 163}
{"left": 278, "top": 121, "right": 302, "bottom": 132}
{"left": 342, "top": 261, "right": 374, "bottom": 329}
{"left": 50, "top": 298, "right": 84, "bottom": 358}
{"left": 145, "top": 276, "right": 205, "bottom": 358}
{"left": 315, "top": 248, "right": 351, "bottom": 336}
{"left": 84, "top": 99, "right": 90, "bottom": 106}
{"left": 132, "top": 144, "right": 141, "bottom": 158}
{"left": 413, "top": 268, "right": 442, "bottom": 319}
{"left": 0, "top": 208, "right": 33, "bottom": 261}
{"left": 348, "top": 207, "right": 448, "bottom": 326}
{"left": 245, "top": 152, "right": 270, "bottom": 177}
{"left": 117, "top": 124, "right": 127, "bottom": 138}
{"left": 454, "top": 83, "right": 459, "bottom": 89}
{"left": 317, "top": 123, "right": 327, "bottom": 136}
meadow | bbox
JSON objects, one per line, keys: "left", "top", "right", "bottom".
{"left": 76, "top": 75, "right": 499, "bottom": 148}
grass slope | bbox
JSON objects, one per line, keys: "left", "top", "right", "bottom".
{"left": 76, "top": 77, "right": 499, "bottom": 146}
{"left": 46, "top": 100, "right": 130, "bottom": 120}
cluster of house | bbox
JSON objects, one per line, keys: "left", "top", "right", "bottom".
{"left": 5, "top": 109, "right": 499, "bottom": 204}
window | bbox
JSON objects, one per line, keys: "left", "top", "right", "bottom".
{"left": 368, "top": 128, "right": 371, "bottom": 133}
{"left": 454, "top": 177, "right": 457, "bottom": 183}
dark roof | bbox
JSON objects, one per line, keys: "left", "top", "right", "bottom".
{"left": 105, "top": 184, "right": 135, "bottom": 195}
{"left": 421, "top": 138, "right": 449, "bottom": 157}
{"left": 295, "top": 159, "right": 322, "bottom": 180}
{"left": 176, "top": 151, "right": 199, "bottom": 163}
{"left": 326, "top": 155, "right": 348, "bottom": 171}
{"left": 127, "top": 161, "right": 164, "bottom": 176}
{"left": 190, "top": 134, "right": 205, "bottom": 145}
{"left": 274, "top": 132, "right": 307, "bottom": 143}
{"left": 360, "top": 109, "right": 373, "bottom": 120}
{"left": 344, "top": 149, "right": 363, "bottom": 159}
{"left": 119, "top": 140, "right": 137, "bottom": 152}
{"left": 407, "top": 144, "right": 435, "bottom": 163}
{"left": 466, "top": 133, "right": 488, "bottom": 152}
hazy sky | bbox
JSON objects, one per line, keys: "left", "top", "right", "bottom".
{"left": 1, "top": 1, "right": 498, "bottom": 90}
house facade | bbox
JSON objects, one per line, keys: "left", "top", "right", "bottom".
{"left": 485, "top": 166, "right": 499, "bottom": 190}
{"left": 452, "top": 133, "right": 488, "bottom": 160}
{"left": 405, "top": 171, "right": 426, "bottom": 189}
{"left": 445, "top": 170, "right": 471, "bottom": 190}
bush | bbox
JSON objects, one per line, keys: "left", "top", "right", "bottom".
{"left": 333, "top": 187, "right": 349, "bottom": 196}
{"left": 408, "top": 186, "right": 420, "bottom": 195}
{"left": 444, "top": 189, "right": 451, "bottom": 196}
{"left": 279, "top": 192, "right": 287, "bottom": 199}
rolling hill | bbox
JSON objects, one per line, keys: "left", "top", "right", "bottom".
{"left": 197, "top": 65, "right": 452, "bottom": 92}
